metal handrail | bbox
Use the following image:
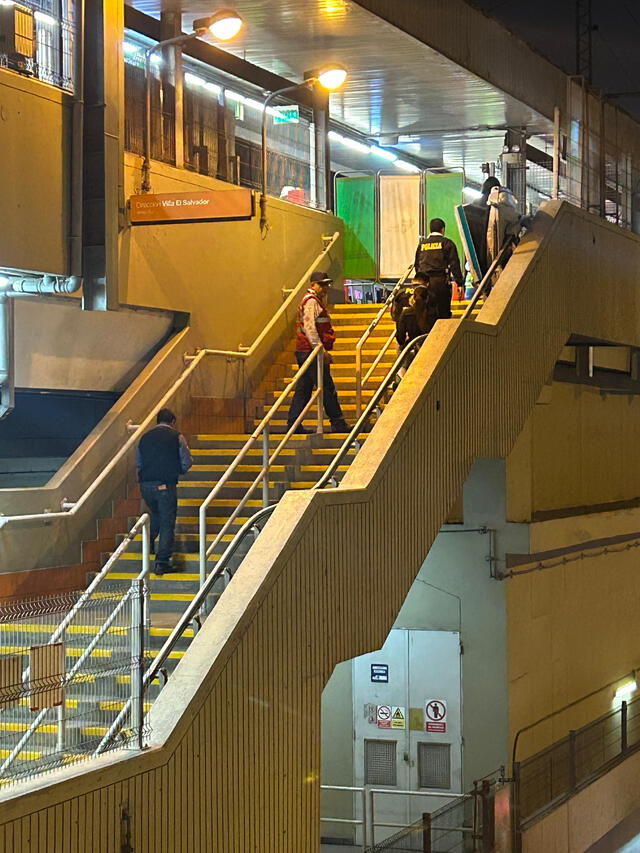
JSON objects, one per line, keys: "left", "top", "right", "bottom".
{"left": 316, "top": 334, "right": 429, "bottom": 491}
{"left": 460, "top": 237, "right": 516, "bottom": 321}
{"left": 355, "top": 264, "right": 414, "bottom": 417}
{"left": 0, "top": 514, "right": 151, "bottom": 776}
{"left": 0, "top": 232, "right": 340, "bottom": 530}
{"left": 0, "top": 350, "right": 209, "bottom": 528}
{"left": 95, "top": 504, "right": 277, "bottom": 755}
{"left": 198, "top": 344, "right": 325, "bottom": 589}
{"left": 320, "top": 239, "right": 517, "bottom": 490}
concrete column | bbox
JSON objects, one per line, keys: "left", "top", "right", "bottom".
{"left": 82, "top": 0, "right": 124, "bottom": 311}
{"left": 312, "top": 88, "right": 330, "bottom": 210}
{"left": 160, "top": 10, "right": 184, "bottom": 169}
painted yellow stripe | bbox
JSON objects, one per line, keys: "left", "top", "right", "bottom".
{"left": 179, "top": 498, "right": 262, "bottom": 507}
{"left": 150, "top": 626, "right": 194, "bottom": 638}
{"left": 0, "top": 723, "right": 57, "bottom": 734}
{"left": 148, "top": 593, "right": 195, "bottom": 603}
{"left": 0, "top": 749, "right": 41, "bottom": 761}
{"left": 109, "top": 572, "right": 201, "bottom": 582}
{"left": 0, "top": 645, "right": 113, "bottom": 658}
{"left": 300, "top": 465, "right": 349, "bottom": 472}
{"left": 118, "top": 553, "right": 219, "bottom": 564}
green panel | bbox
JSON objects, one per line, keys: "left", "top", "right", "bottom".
{"left": 425, "top": 172, "right": 465, "bottom": 269}
{"left": 336, "top": 176, "right": 376, "bottom": 279}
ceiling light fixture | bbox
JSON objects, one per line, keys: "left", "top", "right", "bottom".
{"left": 369, "top": 145, "right": 397, "bottom": 162}
{"left": 194, "top": 9, "right": 244, "bottom": 41}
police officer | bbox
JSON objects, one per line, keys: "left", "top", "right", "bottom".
{"left": 414, "top": 217, "right": 464, "bottom": 319}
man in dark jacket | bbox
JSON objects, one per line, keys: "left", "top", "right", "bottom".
{"left": 136, "top": 408, "right": 193, "bottom": 575}
{"left": 414, "top": 218, "right": 464, "bottom": 319}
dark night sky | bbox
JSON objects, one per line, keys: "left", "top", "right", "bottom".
{"left": 470, "top": 0, "right": 640, "bottom": 121}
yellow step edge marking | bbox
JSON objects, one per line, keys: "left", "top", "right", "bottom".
{"left": 109, "top": 572, "right": 201, "bottom": 582}
{"left": 0, "top": 748, "right": 41, "bottom": 761}
{"left": 0, "top": 723, "right": 58, "bottom": 734}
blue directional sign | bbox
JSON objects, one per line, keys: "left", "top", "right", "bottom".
{"left": 371, "top": 663, "right": 389, "bottom": 683}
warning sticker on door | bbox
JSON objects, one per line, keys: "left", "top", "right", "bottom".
{"left": 425, "top": 699, "right": 447, "bottom": 733}
{"left": 376, "top": 705, "right": 392, "bottom": 729}
{"left": 391, "top": 706, "right": 406, "bottom": 729}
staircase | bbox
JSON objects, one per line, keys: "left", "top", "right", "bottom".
{"left": 0, "top": 296, "right": 481, "bottom": 782}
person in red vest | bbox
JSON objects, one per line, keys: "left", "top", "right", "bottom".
{"left": 286, "top": 271, "right": 351, "bottom": 434}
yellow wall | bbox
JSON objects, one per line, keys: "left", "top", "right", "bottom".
{"left": 507, "top": 506, "right": 640, "bottom": 760}
{"left": 0, "top": 70, "right": 71, "bottom": 274}
{"left": 120, "top": 154, "right": 344, "bottom": 349}
{"left": 507, "top": 381, "right": 640, "bottom": 521}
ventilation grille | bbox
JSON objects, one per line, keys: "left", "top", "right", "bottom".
{"left": 364, "top": 739, "right": 397, "bottom": 786}
{"left": 418, "top": 742, "right": 451, "bottom": 789}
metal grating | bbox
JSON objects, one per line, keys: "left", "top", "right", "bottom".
{"left": 418, "top": 742, "right": 451, "bottom": 790}
{"left": 365, "top": 739, "right": 397, "bottom": 787}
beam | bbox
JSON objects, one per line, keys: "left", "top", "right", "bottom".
{"left": 124, "top": 6, "right": 316, "bottom": 110}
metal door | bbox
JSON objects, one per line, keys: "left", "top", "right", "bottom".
{"left": 352, "top": 629, "right": 462, "bottom": 846}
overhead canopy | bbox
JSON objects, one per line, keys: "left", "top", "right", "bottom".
{"left": 125, "top": 0, "right": 552, "bottom": 176}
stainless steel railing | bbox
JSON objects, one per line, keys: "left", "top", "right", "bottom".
{"left": 355, "top": 264, "right": 414, "bottom": 418}
{"left": 197, "top": 344, "right": 325, "bottom": 590}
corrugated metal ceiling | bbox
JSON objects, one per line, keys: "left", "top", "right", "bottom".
{"left": 126, "top": 0, "right": 552, "bottom": 170}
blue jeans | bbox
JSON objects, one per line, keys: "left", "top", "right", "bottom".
{"left": 140, "top": 481, "right": 178, "bottom": 564}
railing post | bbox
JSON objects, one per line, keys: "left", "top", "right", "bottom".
{"left": 481, "top": 779, "right": 494, "bottom": 852}
{"left": 56, "top": 703, "right": 65, "bottom": 755}
{"left": 130, "top": 579, "right": 145, "bottom": 750}
{"left": 367, "top": 788, "right": 375, "bottom": 849}
{"left": 199, "top": 502, "right": 207, "bottom": 596}
{"left": 361, "top": 787, "right": 368, "bottom": 852}
{"left": 316, "top": 348, "right": 324, "bottom": 434}
{"left": 262, "top": 424, "right": 270, "bottom": 507}
{"left": 422, "top": 812, "right": 432, "bottom": 853}
{"left": 141, "top": 514, "right": 150, "bottom": 578}
{"left": 568, "top": 730, "right": 577, "bottom": 791}
{"left": 511, "top": 763, "right": 521, "bottom": 853}
{"left": 621, "top": 700, "right": 628, "bottom": 753}
{"left": 355, "top": 342, "right": 362, "bottom": 419}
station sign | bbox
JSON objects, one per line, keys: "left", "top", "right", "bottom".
{"left": 129, "top": 188, "right": 253, "bottom": 224}
{"left": 273, "top": 105, "right": 300, "bottom": 124}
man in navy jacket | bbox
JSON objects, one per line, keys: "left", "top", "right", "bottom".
{"left": 136, "top": 408, "right": 193, "bottom": 574}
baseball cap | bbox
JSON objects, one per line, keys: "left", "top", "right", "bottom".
{"left": 310, "top": 271, "right": 333, "bottom": 285}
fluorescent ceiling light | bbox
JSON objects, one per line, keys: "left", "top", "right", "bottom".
{"left": 615, "top": 680, "right": 637, "bottom": 701}
{"left": 34, "top": 10, "right": 57, "bottom": 25}
{"left": 395, "top": 160, "right": 420, "bottom": 173}
{"left": 328, "top": 131, "right": 370, "bottom": 154}
{"left": 204, "top": 81, "right": 221, "bottom": 95}
{"left": 0, "top": 2, "right": 16, "bottom": 6}
{"left": 463, "top": 186, "right": 482, "bottom": 200}
{"left": 370, "top": 145, "right": 397, "bottom": 162}
{"left": 149, "top": 54, "right": 162, "bottom": 66}
{"left": 185, "top": 72, "right": 206, "bottom": 87}
{"left": 122, "top": 41, "right": 140, "bottom": 55}
{"left": 0, "top": 276, "right": 9, "bottom": 286}
{"left": 225, "top": 90, "right": 245, "bottom": 103}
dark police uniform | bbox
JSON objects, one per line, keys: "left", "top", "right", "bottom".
{"left": 414, "top": 232, "right": 464, "bottom": 319}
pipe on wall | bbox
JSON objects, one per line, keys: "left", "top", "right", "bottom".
{"left": 0, "top": 275, "right": 82, "bottom": 419}
{"left": 70, "top": 0, "right": 85, "bottom": 276}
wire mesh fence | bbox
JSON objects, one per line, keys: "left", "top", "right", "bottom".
{"left": 0, "top": 0, "right": 74, "bottom": 92}
{"left": 0, "top": 583, "right": 149, "bottom": 787}
{"left": 515, "top": 696, "right": 640, "bottom": 826}
{"left": 368, "top": 794, "right": 478, "bottom": 853}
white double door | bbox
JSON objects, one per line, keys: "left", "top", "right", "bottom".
{"left": 352, "top": 629, "right": 462, "bottom": 846}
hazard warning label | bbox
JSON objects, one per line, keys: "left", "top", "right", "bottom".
{"left": 391, "top": 707, "right": 406, "bottom": 729}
